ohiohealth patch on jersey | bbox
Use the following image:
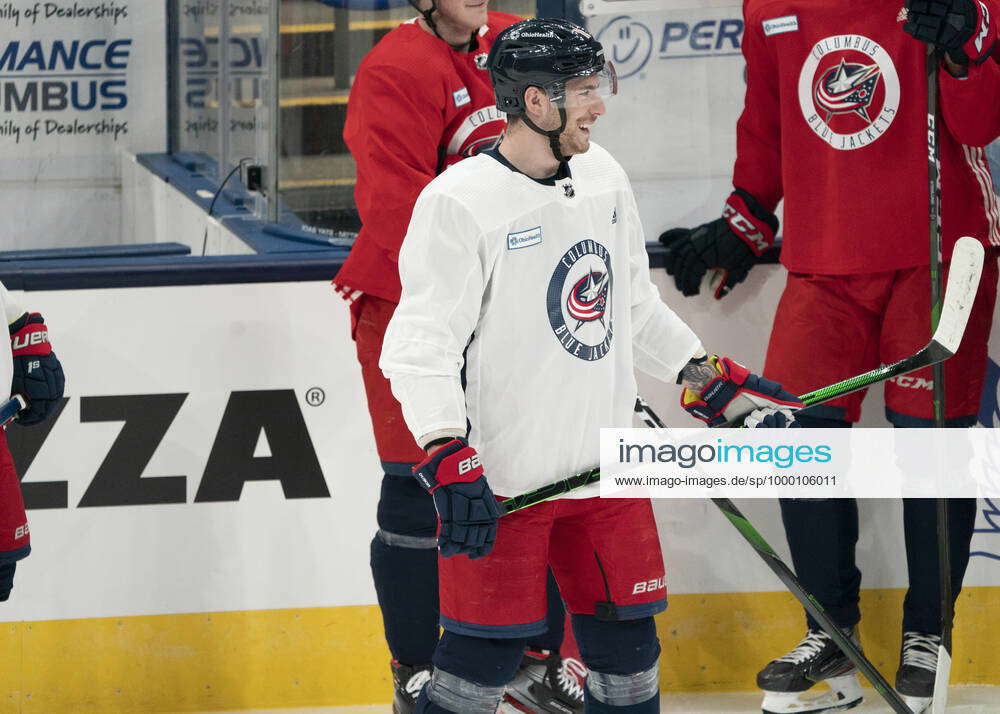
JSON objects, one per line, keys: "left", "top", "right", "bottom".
{"left": 762, "top": 15, "right": 798, "bottom": 36}
{"left": 452, "top": 87, "right": 471, "bottom": 107}
{"left": 507, "top": 226, "right": 542, "bottom": 250}
{"left": 797, "top": 34, "right": 899, "bottom": 151}
{"left": 546, "top": 239, "right": 614, "bottom": 361}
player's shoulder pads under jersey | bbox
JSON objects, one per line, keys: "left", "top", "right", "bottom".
{"left": 567, "top": 141, "right": 629, "bottom": 189}
{"left": 742, "top": 0, "right": 796, "bottom": 26}
{"left": 422, "top": 153, "right": 546, "bottom": 233}
{"left": 485, "top": 10, "right": 523, "bottom": 34}
{"left": 360, "top": 20, "right": 451, "bottom": 75}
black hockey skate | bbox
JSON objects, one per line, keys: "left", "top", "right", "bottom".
{"left": 499, "top": 649, "right": 586, "bottom": 714}
{"left": 895, "top": 631, "right": 939, "bottom": 714}
{"left": 390, "top": 660, "right": 432, "bottom": 714}
{"left": 757, "top": 628, "right": 863, "bottom": 714}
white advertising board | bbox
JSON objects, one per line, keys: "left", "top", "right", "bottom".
{"left": 2, "top": 281, "right": 382, "bottom": 621}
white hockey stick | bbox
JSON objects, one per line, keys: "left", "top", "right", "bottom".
{"left": 798, "top": 235, "right": 983, "bottom": 408}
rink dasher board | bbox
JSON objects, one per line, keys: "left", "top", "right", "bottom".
{"left": 0, "top": 276, "right": 993, "bottom": 624}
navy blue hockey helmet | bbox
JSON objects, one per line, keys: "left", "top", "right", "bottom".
{"left": 487, "top": 18, "right": 616, "bottom": 116}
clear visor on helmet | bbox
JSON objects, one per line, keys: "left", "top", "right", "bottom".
{"left": 545, "top": 61, "right": 618, "bottom": 109}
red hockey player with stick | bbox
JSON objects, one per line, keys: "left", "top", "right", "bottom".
{"left": 660, "top": 1, "right": 1000, "bottom": 712}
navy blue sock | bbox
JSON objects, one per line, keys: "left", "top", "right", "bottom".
{"left": 527, "top": 568, "right": 565, "bottom": 652}
{"left": 370, "top": 533, "right": 439, "bottom": 665}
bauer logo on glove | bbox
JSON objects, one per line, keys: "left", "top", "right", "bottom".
{"left": 412, "top": 438, "right": 500, "bottom": 560}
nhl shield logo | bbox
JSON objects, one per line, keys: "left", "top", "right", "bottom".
{"left": 547, "top": 239, "right": 614, "bottom": 361}
{"left": 798, "top": 34, "right": 900, "bottom": 151}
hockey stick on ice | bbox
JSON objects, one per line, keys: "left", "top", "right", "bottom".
{"left": 499, "top": 236, "right": 985, "bottom": 516}
{"left": 633, "top": 399, "right": 914, "bottom": 714}
{"left": 926, "top": 43, "right": 953, "bottom": 714}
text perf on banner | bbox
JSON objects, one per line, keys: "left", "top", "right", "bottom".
{"left": 600, "top": 428, "right": 1000, "bottom": 499}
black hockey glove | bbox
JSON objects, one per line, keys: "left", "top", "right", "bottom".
{"left": 660, "top": 190, "right": 778, "bottom": 299}
{"left": 904, "top": 0, "right": 997, "bottom": 65}
{"left": 10, "top": 312, "right": 65, "bottom": 426}
{"left": 413, "top": 438, "right": 501, "bottom": 560}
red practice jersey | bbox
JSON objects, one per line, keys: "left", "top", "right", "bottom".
{"left": 335, "top": 12, "right": 521, "bottom": 303}
{"left": 736, "top": 0, "right": 1000, "bottom": 274}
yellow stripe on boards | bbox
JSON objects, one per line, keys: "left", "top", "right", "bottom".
{"left": 279, "top": 95, "right": 350, "bottom": 108}
{"left": 1, "top": 587, "right": 997, "bottom": 712}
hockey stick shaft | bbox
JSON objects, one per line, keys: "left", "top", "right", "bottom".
{"left": 499, "top": 467, "right": 600, "bottom": 515}
{"left": 0, "top": 395, "right": 25, "bottom": 426}
{"left": 633, "top": 400, "right": 913, "bottom": 714}
{"left": 928, "top": 45, "right": 946, "bottom": 425}
{"left": 927, "top": 43, "right": 953, "bottom": 714}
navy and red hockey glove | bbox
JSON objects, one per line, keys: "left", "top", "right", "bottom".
{"left": 413, "top": 438, "right": 501, "bottom": 560}
{"left": 904, "top": 0, "right": 997, "bottom": 65}
{"left": 660, "top": 190, "right": 778, "bottom": 299}
{"left": 743, "top": 407, "right": 801, "bottom": 429}
{"left": 681, "top": 357, "right": 802, "bottom": 427}
{"left": 10, "top": 312, "right": 65, "bottom": 426}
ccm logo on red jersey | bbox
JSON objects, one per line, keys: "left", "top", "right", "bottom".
{"left": 458, "top": 454, "right": 481, "bottom": 475}
{"left": 14, "top": 523, "right": 28, "bottom": 540}
{"left": 632, "top": 576, "right": 665, "bottom": 595}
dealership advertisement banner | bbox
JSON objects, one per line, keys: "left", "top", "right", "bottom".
{"left": 0, "top": 0, "right": 166, "bottom": 248}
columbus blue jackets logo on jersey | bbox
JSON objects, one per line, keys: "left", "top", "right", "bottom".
{"left": 547, "top": 240, "right": 614, "bottom": 361}
{"left": 814, "top": 59, "right": 881, "bottom": 122}
{"left": 446, "top": 105, "right": 506, "bottom": 158}
{"left": 567, "top": 270, "right": 610, "bottom": 326}
{"left": 798, "top": 35, "right": 900, "bottom": 151}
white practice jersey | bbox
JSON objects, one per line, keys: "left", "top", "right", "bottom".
{"left": 380, "top": 142, "right": 702, "bottom": 498}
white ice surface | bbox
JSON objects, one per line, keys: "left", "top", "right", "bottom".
{"left": 184, "top": 684, "right": 1000, "bottom": 713}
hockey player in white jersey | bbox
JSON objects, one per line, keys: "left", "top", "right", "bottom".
{"left": 380, "top": 18, "right": 802, "bottom": 714}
